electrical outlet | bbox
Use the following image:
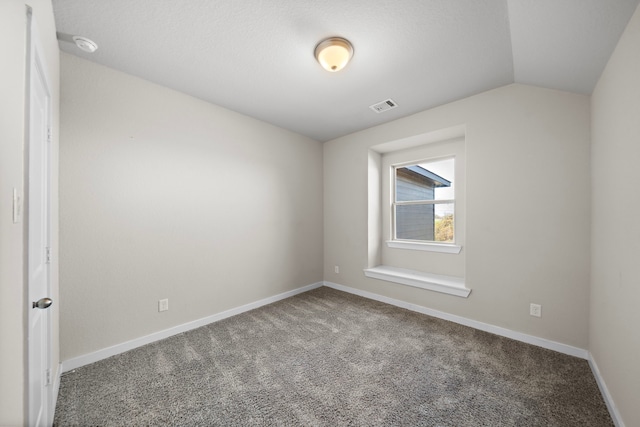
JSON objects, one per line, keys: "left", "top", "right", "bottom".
{"left": 530, "top": 303, "right": 542, "bottom": 318}
{"left": 158, "top": 299, "right": 169, "bottom": 312}
{"left": 334, "top": 265, "right": 340, "bottom": 274}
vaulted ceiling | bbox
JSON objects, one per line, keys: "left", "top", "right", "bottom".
{"left": 52, "top": 0, "right": 640, "bottom": 141}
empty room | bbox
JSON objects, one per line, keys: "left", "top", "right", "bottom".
{"left": 1, "top": 0, "right": 640, "bottom": 425}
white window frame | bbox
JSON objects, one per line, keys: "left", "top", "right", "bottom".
{"left": 388, "top": 155, "right": 462, "bottom": 254}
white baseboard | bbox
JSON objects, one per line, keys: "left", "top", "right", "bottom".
{"left": 588, "top": 354, "right": 625, "bottom": 427}
{"left": 61, "top": 279, "right": 589, "bottom": 366}
{"left": 323, "top": 281, "right": 589, "bottom": 359}
{"left": 61, "top": 282, "right": 323, "bottom": 373}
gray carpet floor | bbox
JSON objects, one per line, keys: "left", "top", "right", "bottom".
{"left": 54, "top": 287, "right": 613, "bottom": 426}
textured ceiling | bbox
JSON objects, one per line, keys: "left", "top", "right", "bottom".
{"left": 52, "top": 0, "right": 640, "bottom": 142}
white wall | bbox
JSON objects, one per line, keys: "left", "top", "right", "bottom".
{"left": 325, "top": 83, "right": 591, "bottom": 349}
{"left": 590, "top": 4, "right": 640, "bottom": 426}
{"left": 0, "top": 1, "right": 59, "bottom": 425}
{"left": 59, "top": 53, "right": 323, "bottom": 360}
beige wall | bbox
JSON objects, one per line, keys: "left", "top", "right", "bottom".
{"left": 325, "top": 83, "right": 591, "bottom": 348}
{"left": 591, "top": 4, "right": 640, "bottom": 426}
{"left": 59, "top": 53, "right": 323, "bottom": 360}
{"left": 0, "top": 0, "right": 60, "bottom": 425}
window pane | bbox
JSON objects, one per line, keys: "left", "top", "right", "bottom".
{"left": 396, "top": 203, "right": 454, "bottom": 242}
{"left": 434, "top": 203, "right": 454, "bottom": 242}
{"left": 395, "top": 158, "right": 454, "bottom": 202}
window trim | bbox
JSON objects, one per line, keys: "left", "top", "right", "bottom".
{"left": 363, "top": 265, "right": 470, "bottom": 298}
{"left": 386, "top": 240, "right": 462, "bottom": 254}
{"left": 391, "top": 155, "right": 458, "bottom": 247}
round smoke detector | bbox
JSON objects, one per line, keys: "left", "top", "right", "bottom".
{"left": 72, "top": 36, "right": 98, "bottom": 53}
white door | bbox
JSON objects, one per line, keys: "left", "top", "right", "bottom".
{"left": 28, "top": 20, "right": 53, "bottom": 427}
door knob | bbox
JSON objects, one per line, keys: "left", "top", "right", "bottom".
{"left": 32, "top": 298, "right": 53, "bottom": 309}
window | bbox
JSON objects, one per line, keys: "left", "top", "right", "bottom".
{"left": 379, "top": 135, "right": 464, "bottom": 255}
{"left": 370, "top": 131, "right": 466, "bottom": 293}
{"left": 392, "top": 157, "right": 455, "bottom": 244}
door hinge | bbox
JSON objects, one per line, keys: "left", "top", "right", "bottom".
{"left": 45, "top": 247, "right": 51, "bottom": 264}
{"left": 45, "top": 369, "right": 52, "bottom": 386}
{"left": 47, "top": 127, "right": 52, "bottom": 143}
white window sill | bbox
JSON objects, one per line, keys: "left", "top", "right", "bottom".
{"left": 386, "top": 240, "right": 462, "bottom": 254}
{"left": 363, "top": 265, "right": 470, "bottom": 298}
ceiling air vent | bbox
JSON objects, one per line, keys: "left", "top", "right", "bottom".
{"left": 369, "top": 99, "right": 398, "bottom": 113}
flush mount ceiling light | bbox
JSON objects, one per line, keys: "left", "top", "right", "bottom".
{"left": 72, "top": 36, "right": 98, "bottom": 53}
{"left": 314, "top": 37, "right": 353, "bottom": 72}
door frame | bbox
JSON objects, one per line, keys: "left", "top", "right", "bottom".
{"left": 25, "top": 9, "right": 54, "bottom": 426}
